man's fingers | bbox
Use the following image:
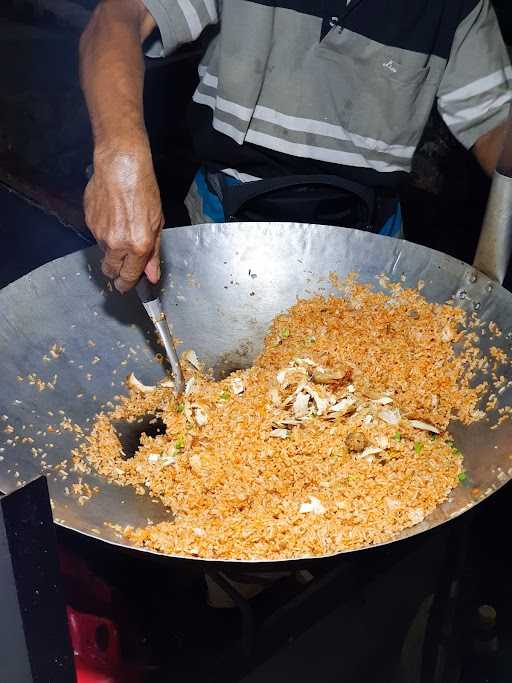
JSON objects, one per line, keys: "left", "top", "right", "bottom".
{"left": 144, "top": 232, "right": 161, "bottom": 283}
{"left": 114, "top": 252, "right": 149, "bottom": 293}
{"left": 101, "top": 249, "right": 126, "bottom": 280}
{"left": 103, "top": 232, "right": 160, "bottom": 292}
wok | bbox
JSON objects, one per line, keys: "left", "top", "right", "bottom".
{"left": 1, "top": 222, "right": 511, "bottom": 567}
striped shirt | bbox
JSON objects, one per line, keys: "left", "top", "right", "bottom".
{"left": 144, "top": 0, "right": 512, "bottom": 188}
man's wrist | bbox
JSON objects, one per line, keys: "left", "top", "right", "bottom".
{"left": 93, "top": 127, "right": 151, "bottom": 162}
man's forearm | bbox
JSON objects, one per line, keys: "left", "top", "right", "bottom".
{"left": 79, "top": 0, "right": 156, "bottom": 149}
{"left": 80, "top": 0, "right": 165, "bottom": 293}
{"left": 473, "top": 121, "right": 508, "bottom": 176}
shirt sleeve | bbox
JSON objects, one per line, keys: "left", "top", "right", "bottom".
{"left": 437, "top": 0, "right": 512, "bottom": 149}
{"left": 142, "top": 0, "right": 219, "bottom": 58}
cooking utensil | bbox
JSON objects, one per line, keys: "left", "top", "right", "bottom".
{"left": 85, "top": 162, "right": 185, "bottom": 395}
{"left": 109, "top": 276, "right": 181, "bottom": 458}
{"left": 135, "top": 274, "right": 185, "bottom": 395}
{"left": 1, "top": 223, "right": 512, "bottom": 567}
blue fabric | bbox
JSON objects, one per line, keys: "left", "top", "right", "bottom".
{"left": 194, "top": 168, "right": 402, "bottom": 236}
{"left": 195, "top": 167, "right": 236, "bottom": 223}
{"left": 379, "top": 203, "right": 403, "bottom": 237}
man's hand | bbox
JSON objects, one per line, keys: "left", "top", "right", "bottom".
{"left": 79, "top": 0, "right": 159, "bottom": 292}
{"left": 84, "top": 137, "right": 164, "bottom": 293}
{"left": 473, "top": 121, "right": 508, "bottom": 176}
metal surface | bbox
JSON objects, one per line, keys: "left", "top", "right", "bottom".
{"left": 1, "top": 223, "right": 512, "bottom": 567}
{"left": 112, "top": 414, "right": 166, "bottom": 460}
{"left": 473, "top": 171, "right": 512, "bottom": 283}
{"left": 474, "top": 108, "right": 512, "bottom": 284}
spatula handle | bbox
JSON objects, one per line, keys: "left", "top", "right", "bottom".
{"left": 135, "top": 274, "right": 158, "bottom": 303}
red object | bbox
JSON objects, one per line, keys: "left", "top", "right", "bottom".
{"left": 74, "top": 658, "right": 117, "bottom": 683}
{"left": 68, "top": 607, "right": 141, "bottom": 683}
{"left": 74, "top": 659, "right": 118, "bottom": 683}
{"left": 59, "top": 549, "right": 145, "bottom": 683}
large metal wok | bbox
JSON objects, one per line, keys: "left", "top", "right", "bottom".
{"left": 1, "top": 222, "right": 512, "bottom": 566}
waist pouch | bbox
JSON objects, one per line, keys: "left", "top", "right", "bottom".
{"left": 205, "top": 172, "right": 393, "bottom": 233}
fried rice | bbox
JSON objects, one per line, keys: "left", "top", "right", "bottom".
{"left": 75, "top": 279, "right": 491, "bottom": 560}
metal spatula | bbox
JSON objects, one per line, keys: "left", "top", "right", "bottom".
{"left": 135, "top": 275, "right": 185, "bottom": 395}
{"left": 113, "top": 275, "right": 184, "bottom": 458}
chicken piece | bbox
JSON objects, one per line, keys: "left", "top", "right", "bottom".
{"left": 345, "top": 431, "right": 367, "bottom": 452}
{"left": 312, "top": 366, "right": 352, "bottom": 385}
{"left": 276, "top": 367, "right": 309, "bottom": 389}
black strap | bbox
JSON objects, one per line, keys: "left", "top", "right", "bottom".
{"left": 222, "top": 174, "right": 375, "bottom": 227}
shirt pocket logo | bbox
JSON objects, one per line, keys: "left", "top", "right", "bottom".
{"left": 382, "top": 59, "right": 398, "bottom": 74}
{"left": 315, "top": 32, "right": 437, "bottom": 146}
